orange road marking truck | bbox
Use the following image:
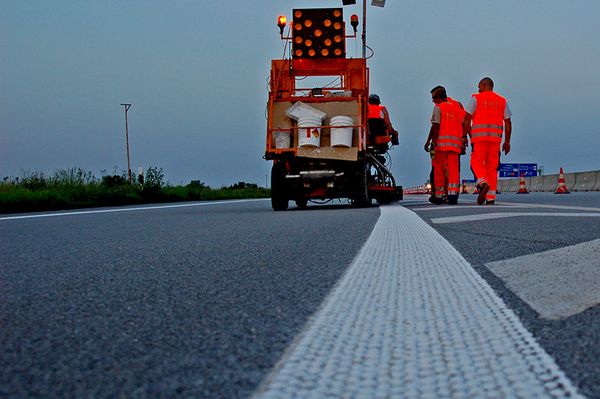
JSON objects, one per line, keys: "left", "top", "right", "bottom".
{"left": 265, "top": 7, "right": 402, "bottom": 210}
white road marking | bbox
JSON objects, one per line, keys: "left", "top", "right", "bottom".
{"left": 253, "top": 205, "right": 581, "bottom": 398}
{"left": 400, "top": 199, "right": 431, "bottom": 204}
{"left": 412, "top": 205, "right": 528, "bottom": 211}
{"left": 486, "top": 238, "right": 600, "bottom": 320}
{"left": 0, "top": 199, "right": 269, "bottom": 221}
{"left": 432, "top": 212, "right": 600, "bottom": 224}
{"left": 502, "top": 201, "right": 600, "bottom": 212}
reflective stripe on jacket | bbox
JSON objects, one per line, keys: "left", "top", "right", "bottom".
{"left": 471, "top": 91, "right": 506, "bottom": 143}
{"left": 436, "top": 101, "right": 465, "bottom": 153}
{"left": 368, "top": 104, "right": 384, "bottom": 120}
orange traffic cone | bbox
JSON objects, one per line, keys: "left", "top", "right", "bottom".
{"left": 517, "top": 173, "right": 529, "bottom": 194}
{"left": 554, "top": 167, "right": 570, "bottom": 194}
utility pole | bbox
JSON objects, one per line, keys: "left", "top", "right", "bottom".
{"left": 120, "top": 103, "right": 132, "bottom": 183}
{"left": 362, "top": 0, "right": 367, "bottom": 58}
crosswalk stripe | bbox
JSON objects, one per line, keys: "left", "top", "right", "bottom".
{"left": 486, "top": 238, "right": 600, "bottom": 320}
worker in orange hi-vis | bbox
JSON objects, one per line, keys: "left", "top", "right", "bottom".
{"left": 424, "top": 86, "right": 467, "bottom": 204}
{"left": 367, "top": 94, "right": 399, "bottom": 147}
{"left": 426, "top": 86, "right": 467, "bottom": 205}
{"left": 464, "top": 77, "right": 513, "bottom": 205}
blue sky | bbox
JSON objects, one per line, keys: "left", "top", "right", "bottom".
{"left": 1, "top": 1, "right": 599, "bottom": 187}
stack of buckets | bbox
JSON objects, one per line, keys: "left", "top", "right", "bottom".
{"left": 285, "top": 102, "right": 353, "bottom": 148}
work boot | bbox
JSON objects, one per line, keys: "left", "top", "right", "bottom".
{"left": 477, "top": 183, "right": 490, "bottom": 205}
{"left": 428, "top": 196, "right": 445, "bottom": 205}
{"left": 447, "top": 195, "right": 458, "bottom": 205}
{"left": 485, "top": 200, "right": 495, "bottom": 205}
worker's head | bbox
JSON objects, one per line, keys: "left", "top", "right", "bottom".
{"left": 430, "top": 86, "right": 447, "bottom": 104}
{"left": 368, "top": 94, "right": 381, "bottom": 105}
{"left": 478, "top": 77, "right": 494, "bottom": 93}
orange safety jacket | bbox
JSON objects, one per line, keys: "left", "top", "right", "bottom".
{"left": 470, "top": 91, "right": 507, "bottom": 143}
{"left": 447, "top": 96, "right": 463, "bottom": 109}
{"left": 367, "top": 104, "right": 385, "bottom": 120}
{"left": 436, "top": 101, "right": 465, "bottom": 153}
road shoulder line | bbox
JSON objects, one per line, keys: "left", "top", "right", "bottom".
{"left": 0, "top": 199, "right": 269, "bottom": 221}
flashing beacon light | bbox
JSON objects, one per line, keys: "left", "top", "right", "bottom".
{"left": 350, "top": 14, "right": 359, "bottom": 33}
{"left": 277, "top": 15, "right": 287, "bottom": 35}
{"left": 291, "top": 8, "right": 345, "bottom": 59}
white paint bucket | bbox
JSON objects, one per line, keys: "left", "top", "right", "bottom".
{"left": 285, "top": 101, "right": 327, "bottom": 121}
{"left": 274, "top": 131, "right": 290, "bottom": 149}
{"left": 330, "top": 115, "right": 354, "bottom": 147}
{"left": 297, "top": 116, "right": 322, "bottom": 147}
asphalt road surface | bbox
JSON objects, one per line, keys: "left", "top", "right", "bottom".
{"left": 1, "top": 194, "right": 599, "bottom": 398}
{"left": 1, "top": 199, "right": 379, "bottom": 398}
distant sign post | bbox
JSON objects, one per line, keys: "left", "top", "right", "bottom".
{"left": 499, "top": 163, "right": 538, "bottom": 177}
{"left": 120, "top": 103, "right": 132, "bottom": 183}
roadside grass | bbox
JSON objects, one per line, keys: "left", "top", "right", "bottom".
{"left": 0, "top": 168, "right": 269, "bottom": 214}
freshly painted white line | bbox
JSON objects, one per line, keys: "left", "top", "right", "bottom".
{"left": 254, "top": 205, "right": 581, "bottom": 398}
{"left": 0, "top": 198, "right": 269, "bottom": 221}
{"left": 432, "top": 212, "right": 600, "bottom": 224}
{"left": 486, "top": 238, "right": 600, "bottom": 320}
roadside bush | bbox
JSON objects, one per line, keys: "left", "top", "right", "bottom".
{"left": 52, "top": 168, "right": 96, "bottom": 186}
{"left": 0, "top": 167, "right": 269, "bottom": 214}
{"left": 101, "top": 175, "right": 128, "bottom": 188}
{"left": 17, "top": 171, "right": 48, "bottom": 190}
{"left": 144, "top": 166, "right": 164, "bottom": 189}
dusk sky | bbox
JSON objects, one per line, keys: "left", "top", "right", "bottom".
{"left": 2, "top": 1, "right": 599, "bottom": 188}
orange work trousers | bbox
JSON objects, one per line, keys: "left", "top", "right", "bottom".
{"left": 470, "top": 141, "right": 500, "bottom": 201}
{"left": 432, "top": 150, "right": 460, "bottom": 198}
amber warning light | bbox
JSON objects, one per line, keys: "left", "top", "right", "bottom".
{"left": 350, "top": 14, "right": 359, "bottom": 33}
{"left": 277, "top": 15, "right": 287, "bottom": 35}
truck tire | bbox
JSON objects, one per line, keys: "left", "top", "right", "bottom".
{"left": 352, "top": 159, "right": 371, "bottom": 207}
{"left": 271, "top": 162, "right": 289, "bottom": 211}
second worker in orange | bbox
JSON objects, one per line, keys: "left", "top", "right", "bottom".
{"left": 464, "top": 77, "right": 513, "bottom": 205}
{"left": 428, "top": 86, "right": 467, "bottom": 205}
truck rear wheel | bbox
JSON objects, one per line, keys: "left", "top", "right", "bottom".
{"left": 271, "top": 162, "right": 289, "bottom": 211}
{"left": 352, "top": 159, "right": 371, "bottom": 207}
